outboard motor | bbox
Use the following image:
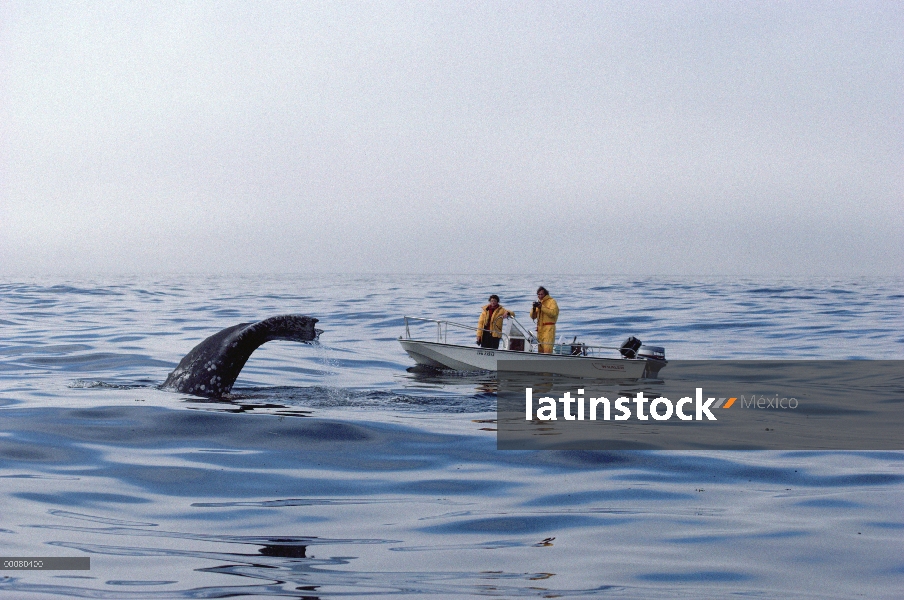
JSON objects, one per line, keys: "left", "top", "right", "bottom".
{"left": 619, "top": 336, "right": 642, "bottom": 358}
{"left": 637, "top": 344, "right": 667, "bottom": 378}
{"left": 620, "top": 337, "right": 667, "bottom": 377}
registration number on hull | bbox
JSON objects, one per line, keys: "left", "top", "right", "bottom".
{"left": 477, "top": 351, "right": 495, "bottom": 356}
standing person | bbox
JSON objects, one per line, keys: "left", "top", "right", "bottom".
{"left": 476, "top": 295, "right": 514, "bottom": 349}
{"left": 530, "top": 286, "right": 559, "bottom": 354}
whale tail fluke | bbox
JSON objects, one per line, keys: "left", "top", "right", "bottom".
{"left": 252, "top": 315, "right": 321, "bottom": 344}
{"left": 162, "top": 314, "right": 320, "bottom": 398}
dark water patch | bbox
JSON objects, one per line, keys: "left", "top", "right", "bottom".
{"left": 672, "top": 530, "right": 808, "bottom": 544}
{"left": 488, "top": 450, "right": 904, "bottom": 489}
{"left": 0, "top": 440, "right": 76, "bottom": 463}
{"left": 101, "top": 467, "right": 393, "bottom": 498}
{"left": 747, "top": 287, "right": 797, "bottom": 294}
{"left": 48, "top": 510, "right": 158, "bottom": 527}
{"left": 534, "top": 450, "right": 635, "bottom": 467}
{"left": 227, "top": 386, "right": 497, "bottom": 414}
{"left": 671, "top": 321, "right": 772, "bottom": 332}
{"left": 105, "top": 580, "right": 179, "bottom": 586}
{"left": 132, "top": 288, "right": 174, "bottom": 297}
{"left": 16, "top": 492, "right": 150, "bottom": 505}
{"left": 179, "top": 324, "right": 227, "bottom": 331}
{"left": 177, "top": 507, "right": 316, "bottom": 522}
{"left": 1, "top": 474, "right": 81, "bottom": 480}
{"left": 395, "top": 479, "right": 511, "bottom": 495}
{"left": 279, "top": 421, "right": 371, "bottom": 442}
{"left": 191, "top": 497, "right": 463, "bottom": 508}
{"left": 46, "top": 285, "right": 125, "bottom": 296}
{"left": 780, "top": 450, "right": 904, "bottom": 462}
{"left": 637, "top": 570, "right": 752, "bottom": 583}
{"left": 0, "top": 363, "right": 42, "bottom": 375}
{"left": 818, "top": 473, "right": 904, "bottom": 486}
{"left": 419, "top": 514, "right": 605, "bottom": 535}
{"left": 27, "top": 352, "right": 172, "bottom": 371}
{"left": 793, "top": 498, "right": 864, "bottom": 509}
{"left": 50, "top": 333, "right": 108, "bottom": 342}
{"left": 5, "top": 406, "right": 396, "bottom": 451}
{"left": 118, "top": 466, "right": 211, "bottom": 485}
{"left": 0, "top": 343, "right": 94, "bottom": 356}
{"left": 524, "top": 488, "right": 693, "bottom": 506}
{"left": 390, "top": 539, "right": 530, "bottom": 551}
{"left": 108, "top": 335, "right": 146, "bottom": 343}
{"left": 817, "top": 309, "right": 859, "bottom": 316}
{"left": 66, "top": 407, "right": 141, "bottom": 420}
{"left": 864, "top": 521, "right": 904, "bottom": 529}
{"left": 15, "top": 310, "right": 60, "bottom": 318}
{"left": 609, "top": 460, "right": 904, "bottom": 488}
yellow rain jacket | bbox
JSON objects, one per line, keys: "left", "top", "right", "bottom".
{"left": 476, "top": 305, "right": 515, "bottom": 342}
{"left": 530, "top": 296, "right": 559, "bottom": 354}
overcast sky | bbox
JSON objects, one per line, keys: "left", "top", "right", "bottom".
{"left": 1, "top": 1, "right": 901, "bottom": 276}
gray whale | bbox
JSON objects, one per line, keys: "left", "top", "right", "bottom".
{"left": 162, "top": 315, "right": 320, "bottom": 398}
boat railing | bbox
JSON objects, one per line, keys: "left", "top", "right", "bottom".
{"left": 402, "top": 316, "right": 635, "bottom": 357}
{"left": 403, "top": 316, "right": 480, "bottom": 344}
{"left": 403, "top": 315, "right": 533, "bottom": 346}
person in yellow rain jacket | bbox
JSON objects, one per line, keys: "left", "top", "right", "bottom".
{"left": 530, "top": 286, "right": 559, "bottom": 354}
{"left": 476, "top": 295, "right": 515, "bottom": 349}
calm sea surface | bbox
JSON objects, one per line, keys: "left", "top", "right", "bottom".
{"left": 1, "top": 275, "right": 902, "bottom": 598}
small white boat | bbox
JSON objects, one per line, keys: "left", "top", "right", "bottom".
{"left": 399, "top": 316, "right": 667, "bottom": 379}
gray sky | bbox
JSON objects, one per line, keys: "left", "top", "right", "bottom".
{"left": 2, "top": 1, "right": 901, "bottom": 275}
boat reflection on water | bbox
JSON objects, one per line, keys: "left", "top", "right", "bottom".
{"left": 404, "top": 364, "right": 499, "bottom": 395}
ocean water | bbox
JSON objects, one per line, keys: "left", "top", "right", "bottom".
{"left": 0, "top": 274, "right": 902, "bottom": 598}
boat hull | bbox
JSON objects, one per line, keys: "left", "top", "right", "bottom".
{"left": 399, "top": 339, "right": 650, "bottom": 379}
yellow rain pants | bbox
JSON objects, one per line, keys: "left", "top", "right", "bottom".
{"left": 530, "top": 296, "right": 559, "bottom": 354}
